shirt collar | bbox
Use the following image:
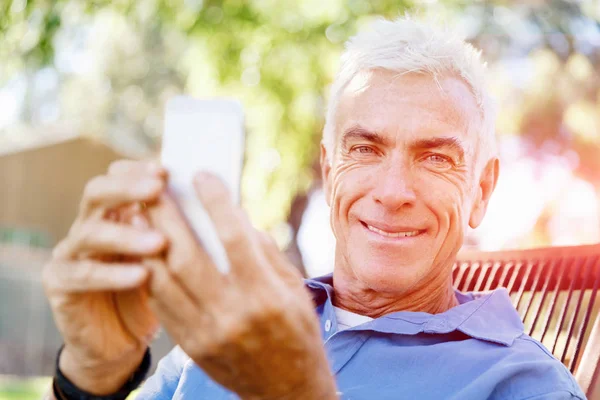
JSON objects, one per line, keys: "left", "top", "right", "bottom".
{"left": 305, "top": 274, "right": 524, "bottom": 347}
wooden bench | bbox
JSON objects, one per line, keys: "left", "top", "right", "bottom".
{"left": 455, "top": 243, "right": 600, "bottom": 399}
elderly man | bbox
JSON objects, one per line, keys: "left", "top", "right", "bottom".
{"left": 44, "top": 17, "right": 585, "bottom": 400}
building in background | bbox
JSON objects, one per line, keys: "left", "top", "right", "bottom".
{"left": 0, "top": 131, "right": 172, "bottom": 376}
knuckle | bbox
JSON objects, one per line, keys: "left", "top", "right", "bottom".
{"left": 61, "top": 219, "right": 89, "bottom": 255}
{"left": 148, "top": 264, "right": 170, "bottom": 292}
{"left": 220, "top": 228, "right": 245, "bottom": 249}
{"left": 169, "top": 252, "right": 194, "bottom": 276}
{"left": 216, "top": 319, "right": 246, "bottom": 347}
{"left": 220, "top": 210, "right": 248, "bottom": 246}
{"left": 234, "top": 208, "right": 251, "bottom": 224}
{"left": 41, "top": 262, "right": 57, "bottom": 293}
{"left": 258, "top": 231, "right": 277, "bottom": 249}
{"left": 181, "top": 333, "right": 204, "bottom": 357}
{"left": 73, "top": 221, "right": 95, "bottom": 249}
{"left": 246, "top": 300, "right": 283, "bottom": 325}
{"left": 74, "top": 261, "right": 95, "bottom": 282}
{"left": 202, "top": 183, "right": 230, "bottom": 207}
{"left": 82, "top": 175, "right": 105, "bottom": 201}
{"left": 51, "top": 239, "right": 70, "bottom": 260}
{"left": 279, "top": 264, "right": 303, "bottom": 282}
{"left": 135, "top": 178, "right": 162, "bottom": 198}
{"left": 108, "top": 159, "right": 128, "bottom": 174}
{"left": 148, "top": 271, "right": 164, "bottom": 293}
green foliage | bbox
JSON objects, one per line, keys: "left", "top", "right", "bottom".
{"left": 1, "top": 0, "right": 599, "bottom": 236}
{"left": 0, "top": 0, "right": 416, "bottom": 233}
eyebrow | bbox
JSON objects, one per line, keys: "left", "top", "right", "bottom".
{"left": 410, "top": 137, "right": 465, "bottom": 162}
{"left": 341, "top": 125, "right": 465, "bottom": 161}
{"left": 341, "top": 125, "right": 390, "bottom": 149}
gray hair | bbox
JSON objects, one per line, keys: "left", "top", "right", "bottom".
{"left": 322, "top": 16, "right": 497, "bottom": 171}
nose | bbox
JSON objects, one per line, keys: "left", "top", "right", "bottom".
{"left": 371, "top": 157, "right": 417, "bottom": 211}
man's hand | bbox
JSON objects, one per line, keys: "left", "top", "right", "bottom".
{"left": 145, "top": 172, "right": 338, "bottom": 400}
{"left": 43, "top": 160, "right": 168, "bottom": 395}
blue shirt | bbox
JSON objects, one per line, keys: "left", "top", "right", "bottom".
{"left": 137, "top": 274, "right": 586, "bottom": 400}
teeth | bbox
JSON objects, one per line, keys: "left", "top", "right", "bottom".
{"left": 366, "top": 224, "right": 420, "bottom": 238}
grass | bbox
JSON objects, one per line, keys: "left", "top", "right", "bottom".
{"left": 0, "top": 377, "right": 139, "bottom": 400}
{"left": 0, "top": 377, "right": 51, "bottom": 400}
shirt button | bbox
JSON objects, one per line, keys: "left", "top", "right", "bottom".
{"left": 325, "top": 319, "right": 332, "bottom": 332}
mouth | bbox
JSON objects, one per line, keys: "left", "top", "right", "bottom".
{"left": 360, "top": 220, "right": 425, "bottom": 239}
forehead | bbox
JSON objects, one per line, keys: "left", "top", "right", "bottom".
{"left": 336, "top": 69, "right": 481, "bottom": 147}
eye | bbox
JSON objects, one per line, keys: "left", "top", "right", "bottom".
{"left": 425, "top": 154, "right": 453, "bottom": 167}
{"left": 352, "top": 145, "right": 376, "bottom": 155}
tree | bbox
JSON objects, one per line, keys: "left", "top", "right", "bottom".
{"left": 2, "top": 0, "right": 600, "bottom": 272}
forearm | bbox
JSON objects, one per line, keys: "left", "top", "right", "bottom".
{"left": 43, "top": 346, "right": 147, "bottom": 400}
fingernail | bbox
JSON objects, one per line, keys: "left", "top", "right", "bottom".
{"left": 194, "top": 172, "right": 210, "bottom": 184}
{"left": 140, "top": 178, "right": 162, "bottom": 194}
{"left": 124, "top": 268, "right": 146, "bottom": 281}
{"left": 131, "top": 214, "right": 149, "bottom": 229}
{"left": 143, "top": 233, "right": 164, "bottom": 248}
{"left": 147, "top": 161, "right": 163, "bottom": 173}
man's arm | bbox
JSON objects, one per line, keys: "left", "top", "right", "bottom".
{"left": 143, "top": 174, "right": 338, "bottom": 399}
{"left": 43, "top": 346, "right": 187, "bottom": 400}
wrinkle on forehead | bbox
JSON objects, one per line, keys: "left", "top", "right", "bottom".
{"left": 335, "top": 70, "right": 481, "bottom": 163}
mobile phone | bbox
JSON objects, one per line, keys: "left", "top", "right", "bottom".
{"left": 161, "top": 96, "right": 245, "bottom": 274}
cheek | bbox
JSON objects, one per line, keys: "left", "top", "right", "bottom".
{"left": 419, "top": 172, "right": 470, "bottom": 231}
{"left": 428, "top": 193, "right": 469, "bottom": 265}
{"left": 329, "top": 162, "right": 374, "bottom": 231}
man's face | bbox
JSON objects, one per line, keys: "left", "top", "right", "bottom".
{"left": 322, "top": 70, "right": 494, "bottom": 294}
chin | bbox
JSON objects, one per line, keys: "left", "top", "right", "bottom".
{"left": 348, "top": 251, "right": 430, "bottom": 294}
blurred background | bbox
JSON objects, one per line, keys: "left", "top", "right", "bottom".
{"left": 1, "top": 0, "right": 600, "bottom": 398}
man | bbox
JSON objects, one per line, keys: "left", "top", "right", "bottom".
{"left": 44, "top": 17, "right": 585, "bottom": 400}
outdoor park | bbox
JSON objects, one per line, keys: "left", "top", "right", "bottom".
{"left": 1, "top": 0, "right": 600, "bottom": 398}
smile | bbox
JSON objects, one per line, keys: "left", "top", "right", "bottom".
{"left": 361, "top": 221, "right": 424, "bottom": 239}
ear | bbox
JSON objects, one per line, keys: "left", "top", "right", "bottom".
{"left": 469, "top": 157, "right": 499, "bottom": 229}
{"left": 320, "top": 143, "right": 333, "bottom": 207}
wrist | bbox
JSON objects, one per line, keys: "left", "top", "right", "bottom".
{"left": 58, "top": 345, "right": 147, "bottom": 395}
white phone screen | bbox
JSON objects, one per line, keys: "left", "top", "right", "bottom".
{"left": 161, "top": 96, "right": 245, "bottom": 273}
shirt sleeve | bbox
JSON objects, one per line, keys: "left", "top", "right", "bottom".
{"left": 135, "top": 346, "right": 189, "bottom": 400}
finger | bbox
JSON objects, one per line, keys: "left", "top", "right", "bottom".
{"left": 54, "top": 208, "right": 111, "bottom": 260}
{"left": 192, "top": 173, "right": 258, "bottom": 275}
{"left": 62, "top": 220, "right": 167, "bottom": 258}
{"left": 130, "top": 213, "right": 151, "bottom": 229}
{"left": 118, "top": 202, "right": 151, "bottom": 228}
{"left": 80, "top": 175, "right": 165, "bottom": 218}
{"left": 147, "top": 194, "right": 225, "bottom": 304}
{"left": 144, "top": 258, "right": 209, "bottom": 343}
{"left": 257, "top": 231, "right": 305, "bottom": 289}
{"left": 108, "top": 159, "right": 167, "bottom": 179}
{"left": 114, "top": 287, "right": 160, "bottom": 345}
{"left": 105, "top": 208, "right": 120, "bottom": 222}
{"left": 43, "top": 260, "right": 149, "bottom": 293}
